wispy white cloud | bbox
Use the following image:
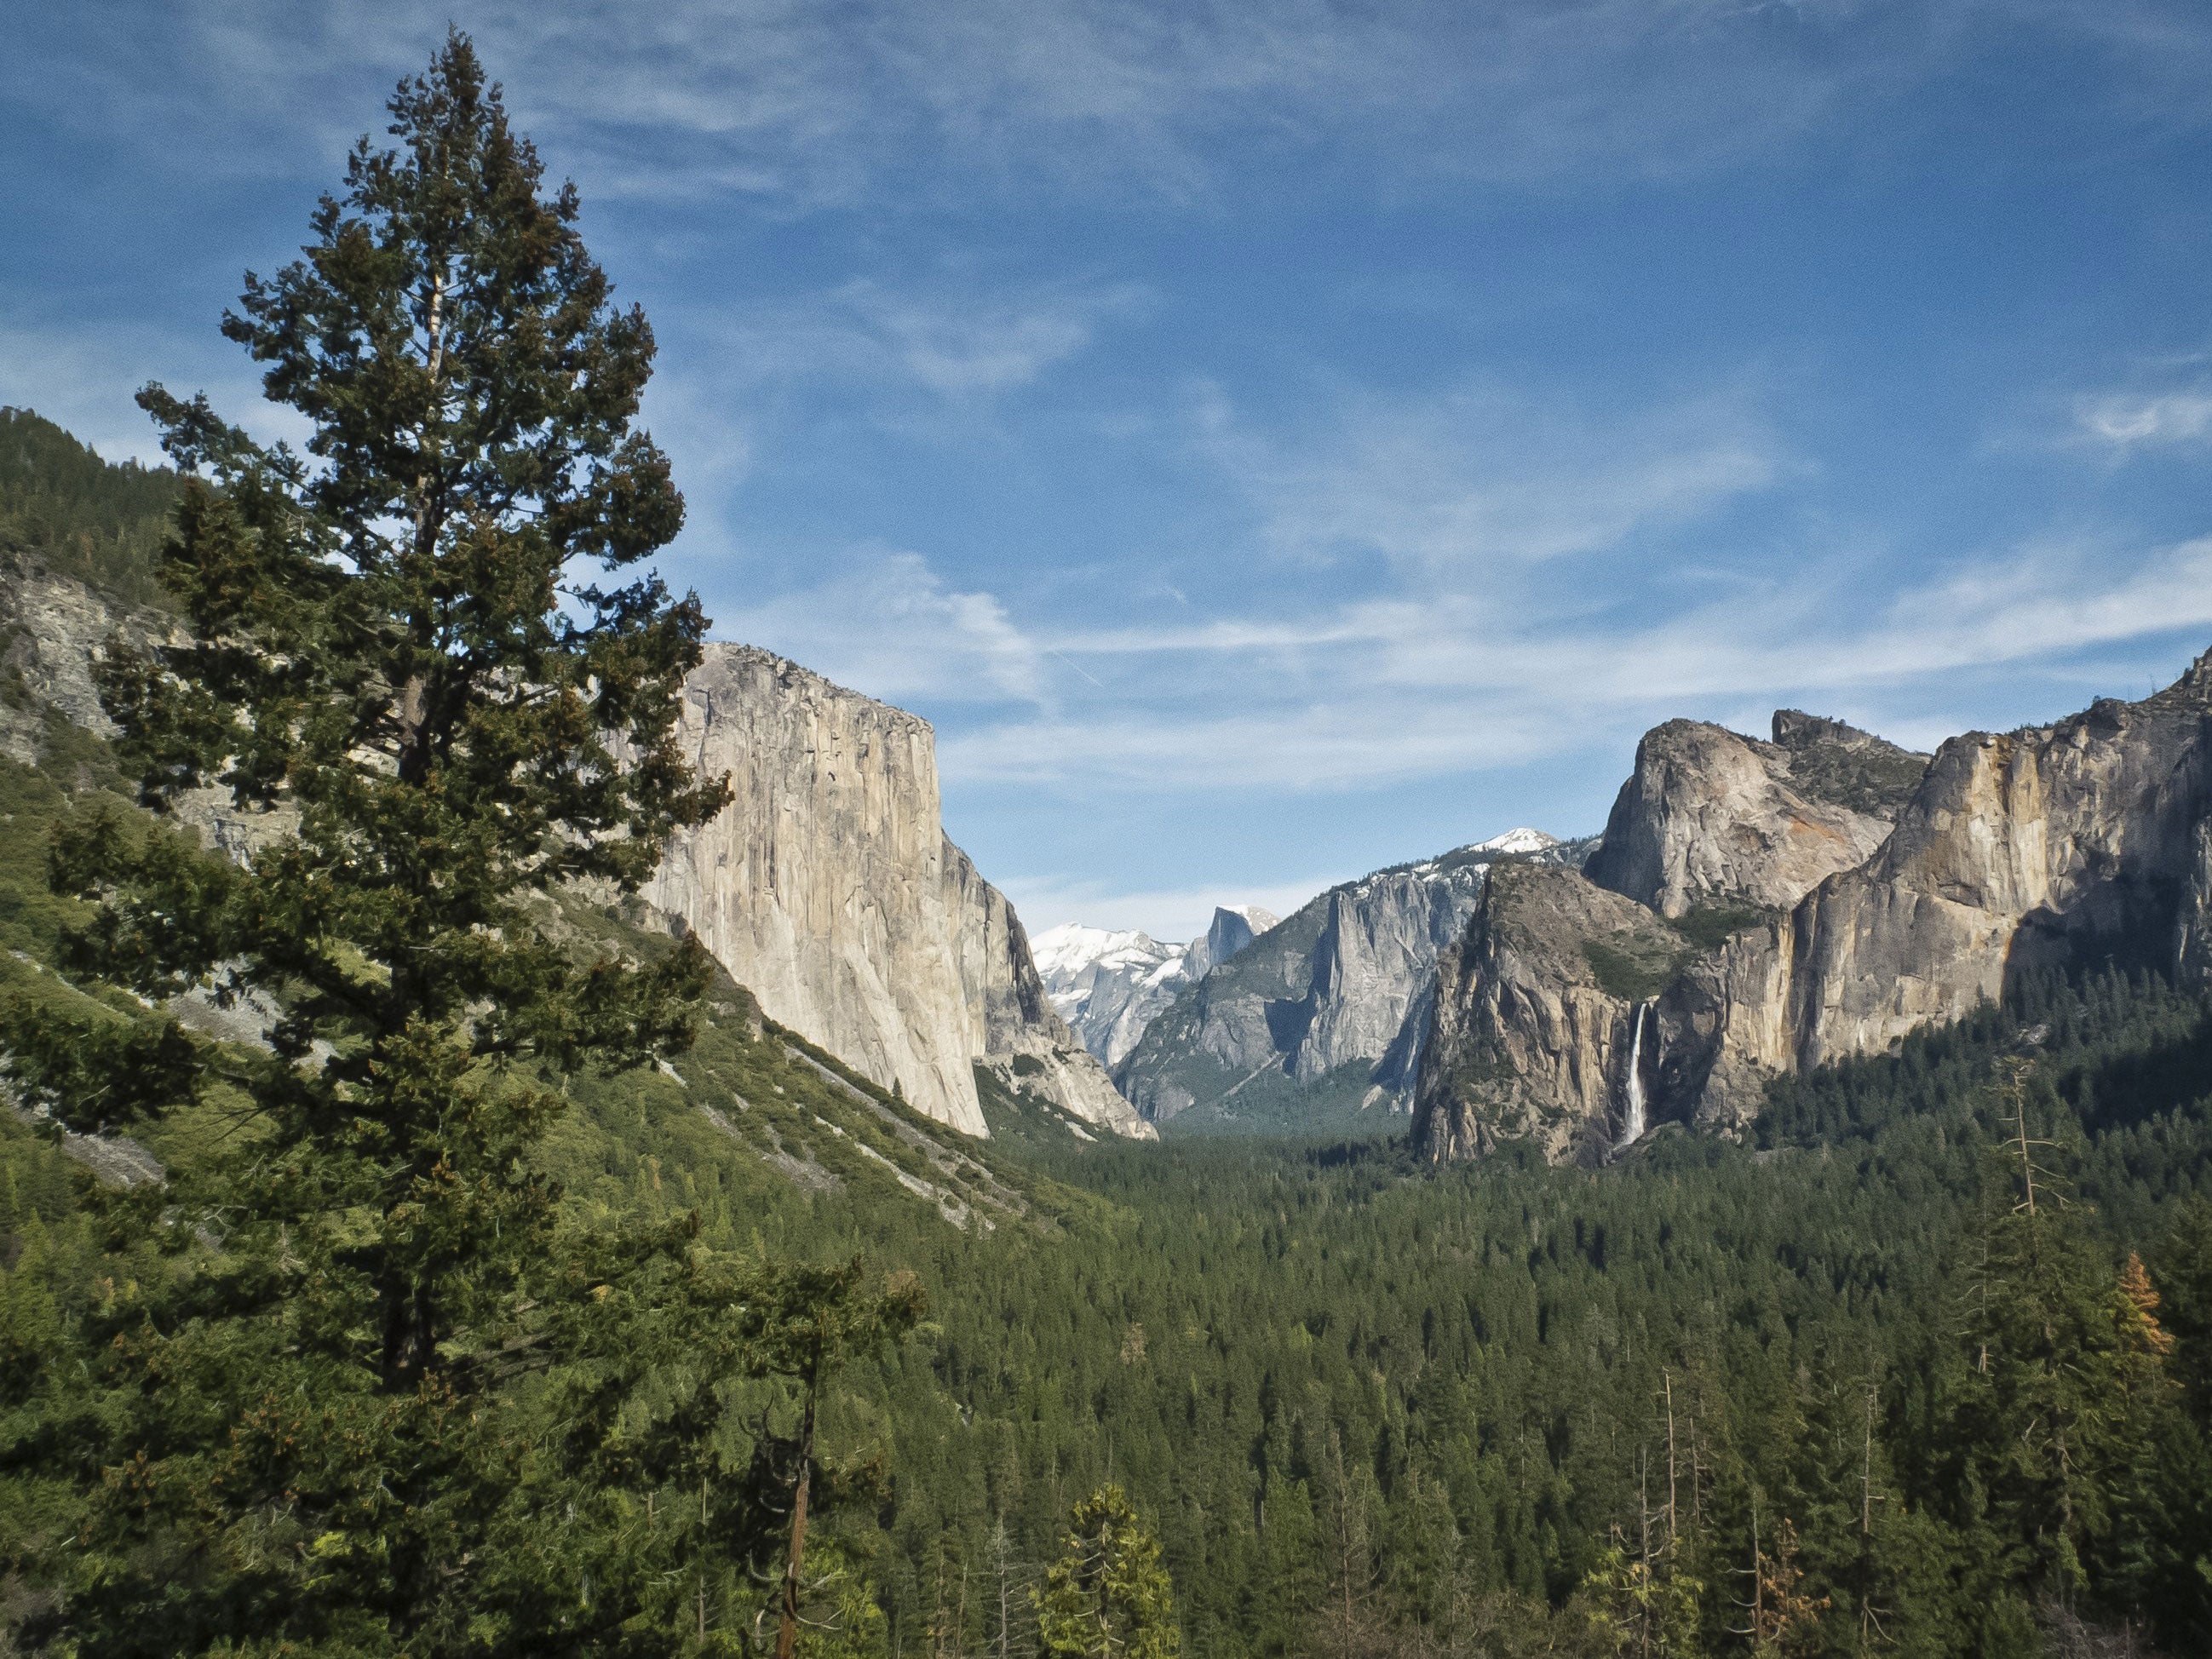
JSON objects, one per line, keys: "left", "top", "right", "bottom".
{"left": 704, "top": 278, "right": 1139, "bottom": 403}
{"left": 1193, "top": 380, "right": 1784, "bottom": 575}
{"left": 938, "top": 532, "right": 2212, "bottom": 790}
{"left": 2076, "top": 388, "right": 2212, "bottom": 448}
{"left": 28, "top": 0, "right": 2209, "bottom": 212}
{"left": 725, "top": 547, "right": 1047, "bottom": 706}
{"left": 995, "top": 872, "right": 1335, "bottom": 944}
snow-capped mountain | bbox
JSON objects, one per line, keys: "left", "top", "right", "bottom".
{"left": 1034, "top": 905, "right": 1280, "bottom": 1067}
{"left": 1470, "top": 827, "right": 1560, "bottom": 857}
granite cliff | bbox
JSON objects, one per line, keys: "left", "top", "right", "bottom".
{"left": 941, "top": 841, "right": 1153, "bottom": 1139}
{"left": 1415, "top": 668, "right": 2212, "bottom": 1162}
{"left": 1581, "top": 713, "right": 1920, "bottom": 919}
{"left": 1117, "top": 830, "right": 1584, "bottom": 1133}
{"left": 647, "top": 643, "right": 1142, "bottom": 1139}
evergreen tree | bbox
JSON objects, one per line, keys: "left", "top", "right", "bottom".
{"left": 985, "top": 1518, "right": 1039, "bottom": 1659}
{"left": 1951, "top": 1069, "right": 2169, "bottom": 1611}
{"left": 0, "top": 34, "right": 778, "bottom": 1656}
{"left": 1036, "top": 1485, "right": 1181, "bottom": 1659}
{"left": 747, "top": 1261, "right": 929, "bottom": 1659}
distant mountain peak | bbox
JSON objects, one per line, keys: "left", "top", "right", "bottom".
{"left": 1032, "top": 902, "right": 1278, "bottom": 1067}
{"left": 1471, "top": 827, "right": 1560, "bottom": 855}
{"left": 1031, "top": 923, "right": 1169, "bottom": 981}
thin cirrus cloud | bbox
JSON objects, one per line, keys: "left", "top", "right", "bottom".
{"left": 730, "top": 373, "right": 2212, "bottom": 798}
{"left": 933, "top": 528, "right": 2212, "bottom": 794}
{"left": 21, "top": 0, "right": 2201, "bottom": 210}
{"left": 696, "top": 279, "right": 1143, "bottom": 404}
{"left": 730, "top": 548, "right": 1047, "bottom": 706}
{"left": 1189, "top": 380, "right": 1787, "bottom": 574}
{"left": 2077, "top": 389, "right": 2212, "bottom": 448}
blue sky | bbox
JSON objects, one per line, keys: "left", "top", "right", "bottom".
{"left": 10, "top": 2, "right": 2212, "bottom": 940}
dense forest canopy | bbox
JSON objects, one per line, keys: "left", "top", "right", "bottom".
{"left": 4, "top": 36, "right": 2212, "bottom": 1659}
{"left": 0, "top": 407, "right": 180, "bottom": 609}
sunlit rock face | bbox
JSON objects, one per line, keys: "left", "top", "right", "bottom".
{"left": 1416, "top": 662, "right": 2212, "bottom": 1163}
{"left": 1033, "top": 905, "right": 1280, "bottom": 1070}
{"left": 942, "top": 841, "right": 1153, "bottom": 1139}
{"left": 1415, "top": 862, "right": 1680, "bottom": 1164}
{"left": 1115, "top": 830, "right": 1588, "bottom": 1131}
{"left": 647, "top": 643, "right": 1143, "bottom": 1139}
{"left": 1784, "top": 665, "right": 2212, "bottom": 1071}
{"left": 1582, "top": 715, "right": 1922, "bottom": 920}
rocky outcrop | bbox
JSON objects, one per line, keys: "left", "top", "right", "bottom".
{"left": 647, "top": 645, "right": 985, "bottom": 1134}
{"left": 1, "top": 560, "right": 300, "bottom": 862}
{"left": 1416, "top": 668, "right": 2212, "bottom": 1162}
{"left": 1583, "top": 715, "right": 1923, "bottom": 918}
{"left": 1784, "top": 668, "right": 2212, "bottom": 1069}
{"left": 1416, "top": 863, "right": 1683, "bottom": 1162}
{"left": 1035, "top": 904, "right": 1278, "bottom": 1067}
{"left": 942, "top": 841, "right": 1154, "bottom": 1139}
{"left": 0, "top": 565, "right": 129, "bottom": 762}
{"left": 1117, "top": 831, "right": 1586, "bottom": 1131}
{"left": 647, "top": 643, "right": 1144, "bottom": 1139}
{"left": 1183, "top": 906, "right": 1276, "bottom": 982}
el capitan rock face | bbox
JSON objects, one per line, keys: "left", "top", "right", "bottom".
{"left": 646, "top": 643, "right": 1140, "bottom": 1139}
{"left": 1414, "top": 666, "right": 2212, "bottom": 1162}
{"left": 7, "top": 553, "right": 1136, "bottom": 1144}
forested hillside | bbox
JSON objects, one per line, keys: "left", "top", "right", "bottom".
{"left": 12, "top": 741, "right": 2212, "bottom": 1656}
{"left": 0, "top": 407, "right": 179, "bottom": 609}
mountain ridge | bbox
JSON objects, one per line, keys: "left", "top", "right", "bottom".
{"left": 1113, "top": 830, "right": 1590, "bottom": 1134}
{"left": 1035, "top": 903, "right": 1282, "bottom": 1067}
{"left": 1414, "top": 677, "right": 2212, "bottom": 1162}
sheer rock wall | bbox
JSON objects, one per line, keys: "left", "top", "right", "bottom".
{"left": 1415, "top": 664, "right": 2212, "bottom": 1162}
{"left": 648, "top": 643, "right": 1140, "bottom": 1138}
{"left": 1117, "top": 837, "right": 1584, "bottom": 1128}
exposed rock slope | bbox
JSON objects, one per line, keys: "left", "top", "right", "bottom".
{"left": 1417, "top": 863, "right": 1686, "bottom": 1163}
{"left": 1117, "top": 830, "right": 1586, "bottom": 1132}
{"left": 942, "top": 842, "right": 1154, "bottom": 1139}
{"left": 1416, "top": 673, "right": 2212, "bottom": 1162}
{"left": 1582, "top": 714, "right": 1921, "bottom": 918}
{"left": 647, "top": 643, "right": 1140, "bottom": 1139}
{"left": 0, "top": 565, "right": 129, "bottom": 762}
{"left": 1784, "top": 669, "right": 2212, "bottom": 1070}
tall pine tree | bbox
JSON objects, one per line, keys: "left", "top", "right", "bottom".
{"left": 0, "top": 34, "right": 816, "bottom": 1657}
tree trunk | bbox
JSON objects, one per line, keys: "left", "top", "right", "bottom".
{"left": 776, "top": 1339, "right": 822, "bottom": 1659}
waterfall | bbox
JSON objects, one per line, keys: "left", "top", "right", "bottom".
{"left": 1616, "top": 1002, "right": 1651, "bottom": 1150}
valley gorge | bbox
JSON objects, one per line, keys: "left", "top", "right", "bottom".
{"left": 25, "top": 514, "right": 2212, "bottom": 1166}
{"left": 15, "top": 17, "right": 2212, "bottom": 1638}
